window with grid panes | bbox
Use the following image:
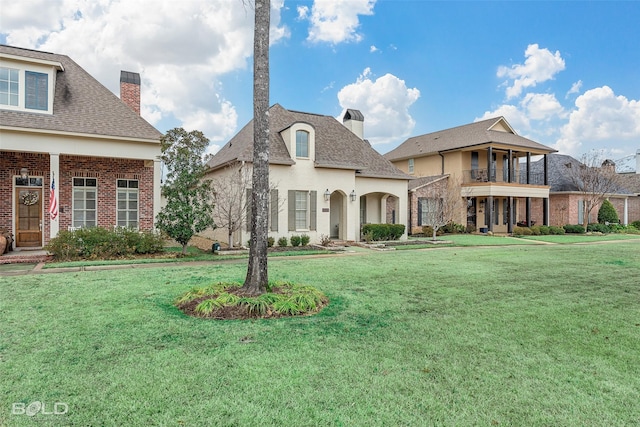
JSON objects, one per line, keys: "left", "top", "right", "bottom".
{"left": 73, "top": 178, "right": 97, "bottom": 228}
{"left": 117, "top": 179, "right": 139, "bottom": 229}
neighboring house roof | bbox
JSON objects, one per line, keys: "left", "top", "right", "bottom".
{"left": 207, "top": 103, "right": 411, "bottom": 180}
{"left": 618, "top": 174, "right": 640, "bottom": 195}
{"left": 0, "top": 45, "right": 162, "bottom": 142}
{"left": 614, "top": 153, "right": 637, "bottom": 174}
{"left": 384, "top": 117, "right": 557, "bottom": 162}
{"left": 531, "top": 154, "right": 632, "bottom": 195}
{"left": 409, "top": 175, "right": 448, "bottom": 191}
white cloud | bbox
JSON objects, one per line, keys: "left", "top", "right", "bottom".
{"left": 370, "top": 45, "right": 379, "bottom": 53}
{"left": 521, "top": 93, "right": 565, "bottom": 121}
{"left": 337, "top": 68, "right": 420, "bottom": 145}
{"left": 497, "top": 44, "right": 565, "bottom": 99}
{"left": 566, "top": 80, "right": 583, "bottom": 98}
{"left": 557, "top": 86, "right": 640, "bottom": 156}
{"left": 0, "top": 0, "right": 288, "bottom": 149}
{"left": 476, "top": 104, "right": 531, "bottom": 133}
{"left": 304, "top": 0, "right": 376, "bottom": 44}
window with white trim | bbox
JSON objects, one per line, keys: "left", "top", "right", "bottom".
{"left": 117, "top": 179, "right": 139, "bottom": 229}
{"left": 73, "top": 178, "right": 97, "bottom": 228}
{"left": 25, "top": 71, "right": 48, "bottom": 111}
{"left": 408, "top": 158, "right": 414, "bottom": 174}
{"left": 296, "top": 130, "right": 309, "bottom": 158}
{"left": 0, "top": 67, "right": 19, "bottom": 106}
{"left": 295, "top": 191, "right": 308, "bottom": 229}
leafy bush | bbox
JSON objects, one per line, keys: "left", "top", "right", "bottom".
{"left": 300, "top": 234, "right": 310, "bottom": 246}
{"left": 597, "top": 199, "right": 619, "bottom": 224}
{"left": 631, "top": 220, "right": 640, "bottom": 229}
{"left": 45, "top": 227, "right": 164, "bottom": 261}
{"left": 277, "top": 237, "right": 288, "bottom": 247}
{"left": 441, "top": 222, "right": 465, "bottom": 234}
{"left": 625, "top": 225, "right": 640, "bottom": 235}
{"left": 290, "top": 235, "right": 302, "bottom": 247}
{"left": 587, "top": 223, "right": 610, "bottom": 233}
{"left": 563, "top": 224, "right": 585, "bottom": 234}
{"left": 529, "top": 225, "right": 542, "bottom": 236}
{"left": 549, "top": 226, "right": 565, "bottom": 235}
{"left": 539, "top": 225, "right": 550, "bottom": 235}
{"left": 267, "top": 237, "right": 275, "bottom": 247}
{"left": 512, "top": 226, "right": 532, "bottom": 236}
{"left": 361, "top": 224, "right": 405, "bottom": 241}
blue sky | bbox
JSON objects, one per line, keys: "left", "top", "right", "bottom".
{"left": 2, "top": 0, "right": 639, "bottom": 161}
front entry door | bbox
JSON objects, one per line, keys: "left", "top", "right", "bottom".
{"left": 15, "top": 187, "right": 43, "bottom": 247}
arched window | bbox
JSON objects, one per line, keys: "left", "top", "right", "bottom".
{"left": 296, "top": 130, "right": 309, "bottom": 158}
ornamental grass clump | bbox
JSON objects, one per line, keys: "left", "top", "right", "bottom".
{"left": 176, "top": 281, "right": 328, "bottom": 320}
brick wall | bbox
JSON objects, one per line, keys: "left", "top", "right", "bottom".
{"left": 120, "top": 81, "right": 140, "bottom": 115}
{"left": 1, "top": 152, "right": 155, "bottom": 247}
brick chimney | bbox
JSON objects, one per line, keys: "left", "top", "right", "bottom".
{"left": 120, "top": 71, "right": 140, "bottom": 114}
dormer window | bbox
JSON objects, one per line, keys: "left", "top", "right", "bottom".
{"left": 25, "top": 71, "right": 48, "bottom": 110}
{"left": 0, "top": 67, "right": 19, "bottom": 106}
{"left": 296, "top": 130, "right": 309, "bottom": 158}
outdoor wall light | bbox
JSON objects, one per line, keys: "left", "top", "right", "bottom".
{"left": 20, "top": 167, "right": 29, "bottom": 180}
{"left": 324, "top": 189, "right": 331, "bottom": 201}
{"left": 350, "top": 190, "right": 357, "bottom": 202}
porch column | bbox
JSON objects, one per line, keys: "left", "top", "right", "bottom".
{"left": 507, "top": 196, "right": 513, "bottom": 233}
{"left": 624, "top": 198, "right": 628, "bottom": 225}
{"left": 487, "top": 147, "right": 493, "bottom": 182}
{"left": 487, "top": 195, "right": 494, "bottom": 232}
{"left": 526, "top": 153, "right": 531, "bottom": 184}
{"left": 507, "top": 150, "right": 513, "bottom": 183}
{"left": 153, "top": 159, "right": 162, "bottom": 230}
{"left": 543, "top": 198, "right": 549, "bottom": 226}
{"left": 526, "top": 197, "right": 532, "bottom": 227}
{"left": 49, "top": 153, "right": 60, "bottom": 238}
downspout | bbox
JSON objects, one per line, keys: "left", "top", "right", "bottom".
{"left": 438, "top": 152, "right": 445, "bottom": 175}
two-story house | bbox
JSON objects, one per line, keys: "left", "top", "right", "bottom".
{"left": 384, "top": 117, "right": 557, "bottom": 234}
{"left": 0, "top": 45, "right": 162, "bottom": 250}
{"left": 204, "top": 104, "right": 410, "bottom": 246}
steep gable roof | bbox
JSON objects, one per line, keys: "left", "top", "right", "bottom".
{"left": 208, "top": 104, "right": 410, "bottom": 180}
{"left": 384, "top": 117, "right": 556, "bottom": 162}
{"left": 0, "top": 45, "right": 162, "bottom": 142}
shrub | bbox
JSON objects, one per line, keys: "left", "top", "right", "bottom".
{"left": 625, "top": 225, "right": 640, "bottom": 235}
{"left": 300, "top": 234, "right": 310, "bottom": 246}
{"left": 597, "top": 199, "right": 619, "bottom": 224}
{"left": 529, "top": 225, "right": 542, "bottom": 236}
{"left": 549, "top": 226, "right": 565, "bottom": 235}
{"left": 362, "top": 223, "right": 405, "bottom": 241}
{"left": 441, "top": 222, "right": 465, "bottom": 234}
{"left": 277, "top": 237, "right": 288, "bottom": 247}
{"left": 45, "top": 227, "right": 164, "bottom": 261}
{"left": 587, "top": 223, "right": 610, "bottom": 233}
{"left": 290, "top": 235, "right": 302, "bottom": 247}
{"left": 319, "top": 234, "right": 331, "bottom": 246}
{"left": 631, "top": 220, "right": 640, "bottom": 229}
{"left": 513, "top": 226, "right": 532, "bottom": 236}
{"left": 563, "top": 224, "right": 585, "bottom": 234}
{"left": 538, "top": 225, "right": 550, "bottom": 235}
{"left": 267, "top": 237, "right": 275, "bottom": 247}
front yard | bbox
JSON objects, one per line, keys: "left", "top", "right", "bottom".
{"left": 1, "top": 241, "right": 639, "bottom": 425}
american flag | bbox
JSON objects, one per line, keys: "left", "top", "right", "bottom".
{"left": 49, "top": 175, "right": 58, "bottom": 220}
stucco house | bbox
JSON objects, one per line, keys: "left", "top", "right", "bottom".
{"left": 617, "top": 150, "right": 640, "bottom": 224}
{"left": 0, "top": 45, "right": 162, "bottom": 250}
{"left": 204, "top": 104, "right": 410, "bottom": 245}
{"left": 528, "top": 154, "right": 634, "bottom": 226}
{"left": 384, "top": 117, "right": 557, "bottom": 234}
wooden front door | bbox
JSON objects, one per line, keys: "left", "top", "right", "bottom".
{"left": 15, "top": 187, "right": 43, "bottom": 247}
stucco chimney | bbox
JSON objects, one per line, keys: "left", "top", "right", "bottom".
{"left": 120, "top": 71, "right": 141, "bottom": 115}
{"left": 601, "top": 159, "right": 616, "bottom": 174}
{"left": 636, "top": 149, "right": 640, "bottom": 175}
{"left": 343, "top": 109, "right": 364, "bottom": 139}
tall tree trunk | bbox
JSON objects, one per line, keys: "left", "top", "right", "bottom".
{"left": 242, "top": 0, "right": 270, "bottom": 295}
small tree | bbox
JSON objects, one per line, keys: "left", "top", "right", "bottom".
{"left": 421, "top": 176, "right": 465, "bottom": 241}
{"left": 597, "top": 199, "right": 619, "bottom": 224}
{"left": 156, "top": 128, "right": 215, "bottom": 255}
{"left": 211, "top": 164, "right": 252, "bottom": 248}
{"left": 565, "top": 152, "right": 622, "bottom": 230}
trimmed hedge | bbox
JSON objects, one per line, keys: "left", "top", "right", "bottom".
{"left": 361, "top": 223, "right": 405, "bottom": 241}
{"left": 45, "top": 227, "right": 165, "bottom": 261}
{"left": 563, "top": 224, "right": 585, "bottom": 234}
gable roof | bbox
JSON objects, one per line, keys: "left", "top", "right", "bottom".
{"left": 531, "top": 154, "right": 632, "bottom": 195}
{"left": 207, "top": 104, "right": 410, "bottom": 180}
{"left": 384, "top": 117, "right": 556, "bottom": 162}
{"left": 408, "top": 175, "right": 448, "bottom": 191}
{"left": 0, "top": 45, "right": 162, "bottom": 142}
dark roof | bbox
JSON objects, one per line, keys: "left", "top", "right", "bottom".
{"left": 384, "top": 117, "right": 556, "bottom": 161}
{"left": 408, "top": 175, "right": 448, "bottom": 191}
{"left": 207, "top": 104, "right": 410, "bottom": 180}
{"left": 120, "top": 71, "right": 140, "bottom": 85}
{"left": 0, "top": 45, "right": 162, "bottom": 141}
{"left": 344, "top": 109, "right": 364, "bottom": 121}
{"left": 531, "top": 154, "right": 632, "bottom": 195}
{"left": 618, "top": 174, "right": 640, "bottom": 195}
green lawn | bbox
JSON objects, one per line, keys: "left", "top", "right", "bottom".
{"left": 1, "top": 242, "right": 639, "bottom": 426}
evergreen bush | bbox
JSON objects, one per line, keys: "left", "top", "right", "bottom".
{"left": 597, "top": 199, "right": 619, "bottom": 224}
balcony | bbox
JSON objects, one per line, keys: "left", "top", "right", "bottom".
{"left": 463, "top": 168, "right": 545, "bottom": 185}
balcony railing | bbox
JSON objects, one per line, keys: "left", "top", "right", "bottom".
{"left": 463, "top": 168, "right": 545, "bottom": 185}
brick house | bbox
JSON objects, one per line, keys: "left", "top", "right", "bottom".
{"left": 0, "top": 45, "right": 162, "bottom": 250}
{"left": 385, "top": 117, "right": 557, "bottom": 234}
{"left": 203, "top": 104, "right": 410, "bottom": 245}
{"left": 617, "top": 150, "right": 640, "bottom": 224}
{"left": 525, "top": 154, "right": 633, "bottom": 226}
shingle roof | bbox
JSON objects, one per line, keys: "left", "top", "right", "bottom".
{"left": 408, "top": 175, "right": 448, "bottom": 191}
{"left": 531, "top": 154, "right": 632, "bottom": 195}
{"left": 0, "top": 45, "right": 162, "bottom": 141}
{"left": 618, "top": 174, "right": 640, "bottom": 194}
{"left": 207, "top": 103, "right": 410, "bottom": 180}
{"left": 384, "top": 117, "right": 556, "bottom": 161}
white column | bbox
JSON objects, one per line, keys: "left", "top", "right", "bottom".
{"left": 153, "top": 159, "right": 162, "bottom": 229}
{"left": 624, "top": 198, "right": 628, "bottom": 225}
{"left": 49, "top": 153, "right": 60, "bottom": 238}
